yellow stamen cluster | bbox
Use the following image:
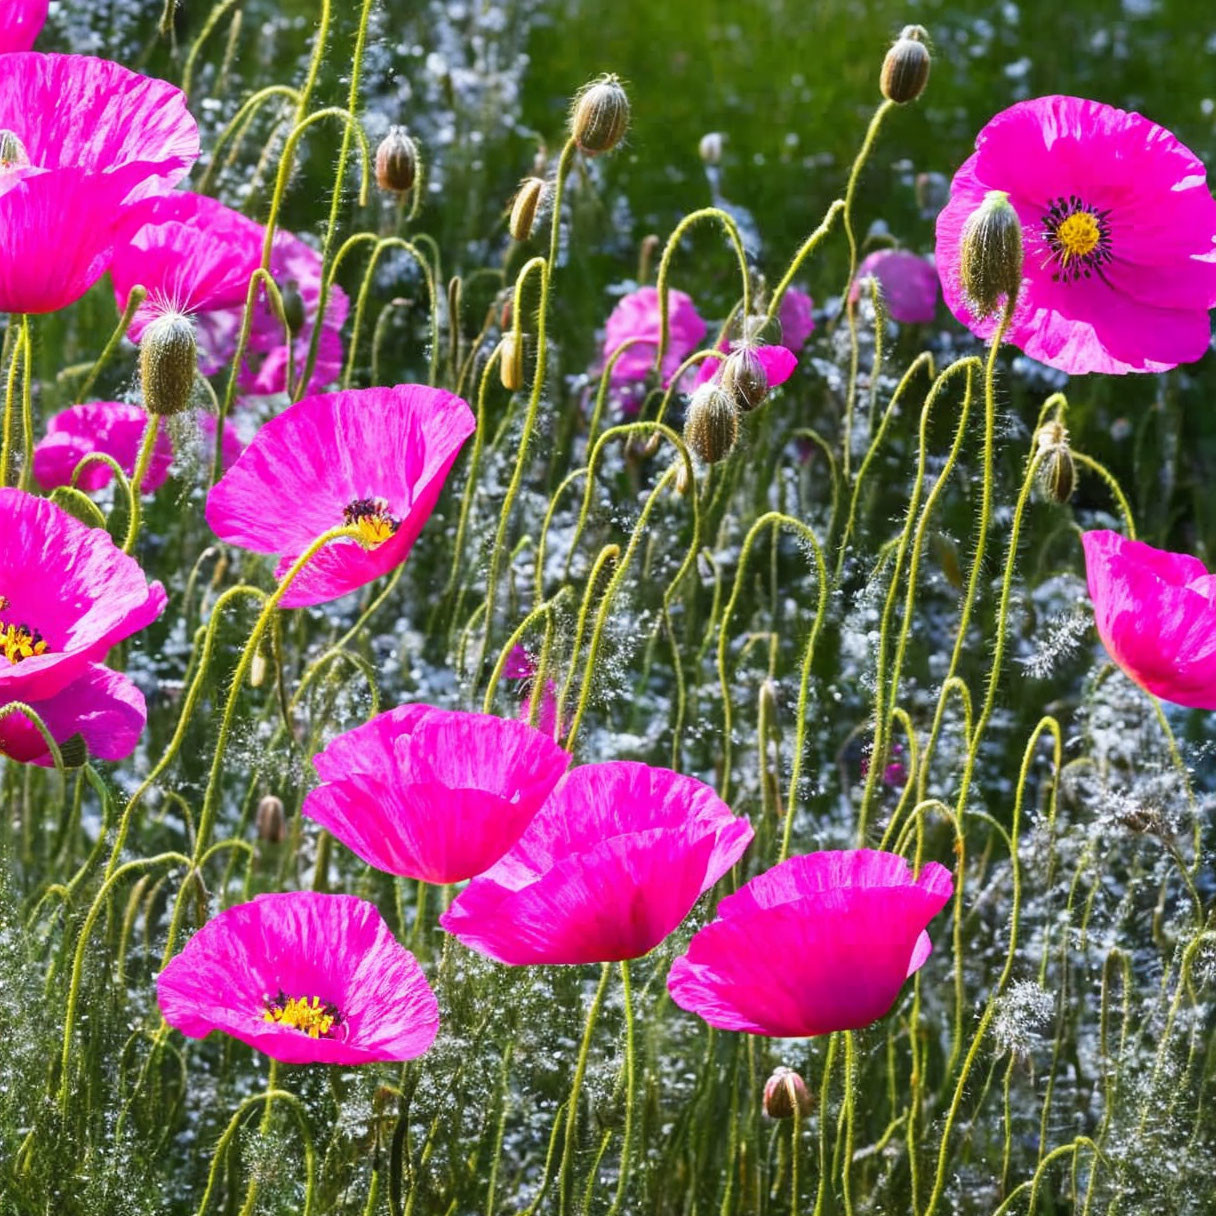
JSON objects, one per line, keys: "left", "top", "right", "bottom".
{"left": 1, "top": 621, "right": 48, "bottom": 665}
{"left": 263, "top": 992, "right": 342, "bottom": 1039}
{"left": 343, "top": 497, "right": 401, "bottom": 550}
{"left": 1055, "top": 211, "right": 1101, "bottom": 263}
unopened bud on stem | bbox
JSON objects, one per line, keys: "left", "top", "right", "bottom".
{"left": 880, "top": 25, "right": 931, "bottom": 104}
{"left": 1035, "top": 421, "right": 1075, "bottom": 504}
{"left": 500, "top": 332, "right": 524, "bottom": 391}
{"left": 684, "top": 383, "right": 738, "bottom": 465}
{"left": 763, "top": 1067, "right": 813, "bottom": 1119}
{"left": 721, "top": 345, "right": 769, "bottom": 413}
{"left": 509, "top": 177, "right": 547, "bottom": 242}
{"left": 140, "top": 311, "right": 197, "bottom": 417}
{"left": 375, "top": 126, "right": 419, "bottom": 194}
{"left": 570, "top": 75, "right": 630, "bottom": 156}
{"left": 960, "top": 190, "right": 1024, "bottom": 320}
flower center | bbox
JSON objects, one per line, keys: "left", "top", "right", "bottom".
{"left": 343, "top": 497, "right": 401, "bottom": 549}
{"left": 0, "top": 600, "right": 49, "bottom": 666}
{"left": 263, "top": 990, "right": 345, "bottom": 1038}
{"left": 1041, "top": 196, "right": 1112, "bottom": 282}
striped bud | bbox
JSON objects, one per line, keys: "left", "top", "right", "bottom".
{"left": 1036, "top": 421, "right": 1075, "bottom": 504}
{"left": 509, "top": 177, "right": 547, "bottom": 242}
{"left": 880, "top": 25, "right": 931, "bottom": 104}
{"left": 684, "top": 384, "right": 738, "bottom": 465}
{"left": 256, "top": 795, "right": 287, "bottom": 844}
{"left": 140, "top": 311, "right": 197, "bottom": 417}
{"left": 721, "top": 345, "right": 769, "bottom": 413}
{"left": 500, "top": 332, "right": 524, "bottom": 391}
{"left": 570, "top": 75, "right": 630, "bottom": 157}
{"left": 763, "top": 1067, "right": 813, "bottom": 1120}
{"left": 960, "top": 190, "right": 1024, "bottom": 320}
{"left": 375, "top": 126, "right": 418, "bottom": 194}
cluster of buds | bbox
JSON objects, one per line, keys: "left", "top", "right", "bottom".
{"left": 1035, "top": 421, "right": 1075, "bottom": 504}
{"left": 880, "top": 25, "right": 931, "bottom": 104}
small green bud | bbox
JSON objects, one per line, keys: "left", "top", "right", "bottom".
{"left": 508, "top": 177, "right": 547, "bottom": 242}
{"left": 140, "top": 312, "right": 197, "bottom": 417}
{"left": 570, "top": 75, "right": 630, "bottom": 157}
{"left": 880, "top": 25, "right": 931, "bottom": 104}
{"left": 279, "top": 278, "right": 305, "bottom": 336}
{"left": 0, "top": 128, "right": 30, "bottom": 168}
{"left": 960, "top": 190, "right": 1024, "bottom": 319}
{"left": 57, "top": 734, "right": 89, "bottom": 769}
{"left": 375, "top": 126, "right": 418, "bottom": 194}
{"left": 1035, "top": 421, "right": 1075, "bottom": 504}
{"left": 721, "top": 345, "right": 769, "bottom": 413}
{"left": 684, "top": 384, "right": 738, "bottom": 465}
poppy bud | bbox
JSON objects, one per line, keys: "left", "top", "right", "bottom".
{"left": 721, "top": 345, "right": 769, "bottom": 413}
{"left": 959, "top": 190, "right": 1024, "bottom": 320}
{"left": 279, "top": 278, "right": 305, "bottom": 335}
{"left": 570, "top": 75, "right": 630, "bottom": 157}
{"left": 0, "top": 129, "right": 29, "bottom": 168}
{"left": 58, "top": 733, "right": 88, "bottom": 769}
{"left": 880, "top": 25, "right": 931, "bottom": 104}
{"left": 256, "top": 795, "right": 287, "bottom": 844}
{"left": 759, "top": 677, "right": 779, "bottom": 724}
{"left": 375, "top": 126, "right": 418, "bottom": 194}
{"left": 509, "top": 177, "right": 547, "bottom": 242}
{"left": 250, "top": 647, "right": 267, "bottom": 688}
{"left": 1035, "top": 421, "right": 1075, "bottom": 504}
{"left": 684, "top": 384, "right": 738, "bottom": 465}
{"left": 763, "top": 1067, "right": 813, "bottom": 1119}
{"left": 698, "top": 131, "right": 725, "bottom": 166}
{"left": 674, "top": 459, "right": 691, "bottom": 496}
{"left": 500, "top": 332, "right": 524, "bottom": 391}
{"left": 140, "top": 311, "right": 197, "bottom": 417}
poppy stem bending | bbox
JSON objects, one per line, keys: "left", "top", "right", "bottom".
{"left": 0, "top": 315, "right": 29, "bottom": 489}
{"left": 122, "top": 417, "right": 163, "bottom": 554}
{"left": 75, "top": 286, "right": 146, "bottom": 405}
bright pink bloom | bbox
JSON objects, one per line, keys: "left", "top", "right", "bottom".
{"left": 205, "top": 385, "right": 475, "bottom": 608}
{"left": 34, "top": 402, "right": 173, "bottom": 493}
{"left": 0, "top": 53, "right": 198, "bottom": 314}
{"left": 503, "top": 644, "right": 561, "bottom": 735}
{"left": 692, "top": 342, "right": 798, "bottom": 390}
{"left": 303, "top": 704, "right": 570, "bottom": 884}
{"left": 850, "top": 249, "right": 938, "bottom": 324}
{"left": 1082, "top": 529, "right": 1216, "bottom": 709}
{"left": 111, "top": 192, "right": 349, "bottom": 395}
{"left": 777, "top": 287, "right": 815, "bottom": 351}
{"left": 668, "top": 850, "right": 953, "bottom": 1037}
{"left": 0, "top": 0, "right": 47, "bottom": 52}
{"left": 936, "top": 96, "right": 1216, "bottom": 375}
{"left": 602, "top": 287, "right": 707, "bottom": 388}
{"left": 439, "top": 761, "right": 753, "bottom": 965}
{"left": 157, "top": 892, "right": 439, "bottom": 1065}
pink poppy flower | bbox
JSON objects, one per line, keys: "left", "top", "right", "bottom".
{"left": 157, "top": 892, "right": 439, "bottom": 1065}
{"left": 777, "top": 287, "right": 815, "bottom": 351}
{"left": 850, "top": 249, "right": 938, "bottom": 324}
{"left": 502, "top": 644, "right": 561, "bottom": 735}
{"left": 110, "top": 192, "right": 349, "bottom": 395}
{"left": 936, "top": 95, "right": 1216, "bottom": 375}
{"left": 0, "top": 0, "right": 47, "bottom": 53}
{"left": 602, "top": 286, "right": 707, "bottom": 388}
{"left": 34, "top": 402, "right": 174, "bottom": 493}
{"left": 205, "top": 385, "right": 475, "bottom": 608}
{"left": 667, "top": 850, "right": 953, "bottom": 1037}
{"left": 0, "top": 53, "right": 198, "bottom": 314}
{"left": 302, "top": 704, "right": 570, "bottom": 884}
{"left": 439, "top": 761, "right": 754, "bottom": 965}
{"left": 691, "top": 342, "right": 798, "bottom": 390}
{"left": 1082, "top": 529, "right": 1216, "bottom": 709}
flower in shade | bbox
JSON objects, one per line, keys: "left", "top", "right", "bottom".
{"left": 439, "top": 761, "right": 754, "bottom": 965}
{"left": 0, "top": 487, "right": 165, "bottom": 765}
{"left": 1082, "top": 529, "right": 1216, "bottom": 709}
{"left": 302, "top": 704, "right": 570, "bottom": 884}
{"left": 777, "top": 287, "right": 815, "bottom": 351}
{"left": 0, "top": 0, "right": 47, "bottom": 53}
{"left": 0, "top": 53, "right": 198, "bottom": 314}
{"left": 602, "top": 286, "right": 707, "bottom": 389}
{"left": 667, "top": 849, "right": 953, "bottom": 1036}
{"left": 157, "top": 892, "right": 439, "bottom": 1065}
{"left": 936, "top": 95, "right": 1216, "bottom": 375}
{"left": 850, "top": 249, "right": 939, "bottom": 324}
{"left": 110, "top": 191, "right": 349, "bottom": 396}
{"left": 502, "top": 644, "right": 561, "bottom": 736}
{"left": 34, "top": 401, "right": 244, "bottom": 494}
{"left": 205, "top": 385, "right": 475, "bottom": 608}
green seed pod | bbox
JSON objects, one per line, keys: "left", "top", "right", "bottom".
{"left": 139, "top": 312, "right": 197, "bottom": 417}
{"left": 684, "top": 384, "right": 738, "bottom": 465}
{"left": 500, "top": 332, "right": 524, "bottom": 392}
{"left": 570, "top": 75, "right": 630, "bottom": 157}
{"left": 279, "top": 278, "right": 305, "bottom": 335}
{"left": 880, "top": 25, "right": 931, "bottom": 104}
{"left": 721, "top": 345, "right": 769, "bottom": 413}
{"left": 960, "top": 190, "right": 1024, "bottom": 319}
{"left": 1036, "top": 421, "right": 1075, "bottom": 504}
{"left": 763, "top": 1067, "right": 813, "bottom": 1120}
{"left": 0, "top": 128, "right": 30, "bottom": 168}
{"left": 509, "top": 177, "right": 547, "bottom": 242}
{"left": 375, "top": 126, "right": 418, "bottom": 194}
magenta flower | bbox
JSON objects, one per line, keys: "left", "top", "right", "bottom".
{"left": 692, "top": 342, "right": 798, "bottom": 390}
{"left": 205, "top": 385, "right": 475, "bottom": 608}
{"left": 502, "top": 644, "right": 561, "bottom": 736}
{"left": 602, "top": 286, "right": 707, "bottom": 388}
{"left": 668, "top": 850, "right": 953, "bottom": 1037}
{"left": 157, "top": 892, "right": 439, "bottom": 1065}
{"left": 850, "top": 249, "right": 938, "bottom": 324}
{"left": 302, "top": 704, "right": 570, "bottom": 884}
{"left": 0, "top": 488, "right": 165, "bottom": 765}
{"left": 936, "top": 95, "right": 1216, "bottom": 375}
{"left": 439, "top": 761, "right": 753, "bottom": 965}
{"left": 777, "top": 287, "right": 815, "bottom": 351}
{"left": 0, "top": 53, "right": 198, "bottom": 315}
{"left": 1082, "top": 529, "right": 1216, "bottom": 709}
{"left": 0, "top": 0, "right": 47, "bottom": 52}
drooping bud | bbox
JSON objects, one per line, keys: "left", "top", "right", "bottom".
{"left": 763, "top": 1067, "right": 813, "bottom": 1120}
{"left": 279, "top": 278, "right": 305, "bottom": 335}
{"left": 570, "top": 75, "right": 630, "bottom": 157}
{"left": 375, "top": 126, "right": 418, "bottom": 194}
{"left": 880, "top": 25, "right": 931, "bottom": 104}
{"left": 721, "top": 345, "right": 769, "bottom": 413}
{"left": 58, "top": 733, "right": 89, "bottom": 769}
{"left": 0, "top": 129, "right": 30, "bottom": 169}
{"left": 140, "top": 311, "right": 197, "bottom": 417}
{"left": 500, "top": 332, "right": 524, "bottom": 392}
{"left": 684, "top": 384, "right": 738, "bottom": 465}
{"left": 509, "top": 177, "right": 547, "bottom": 242}
{"left": 959, "top": 190, "right": 1024, "bottom": 320}
{"left": 1035, "top": 421, "right": 1075, "bottom": 505}
{"left": 698, "top": 132, "right": 725, "bottom": 166}
{"left": 256, "top": 795, "right": 287, "bottom": 844}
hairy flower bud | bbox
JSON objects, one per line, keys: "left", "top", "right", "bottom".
{"left": 721, "top": 345, "right": 769, "bottom": 413}
{"left": 509, "top": 177, "right": 547, "bottom": 242}
{"left": 684, "top": 384, "right": 738, "bottom": 465}
{"left": 375, "top": 126, "right": 418, "bottom": 194}
{"left": 880, "top": 25, "right": 931, "bottom": 104}
{"left": 763, "top": 1067, "right": 813, "bottom": 1120}
{"left": 279, "top": 278, "right": 305, "bottom": 336}
{"left": 256, "top": 795, "right": 287, "bottom": 844}
{"left": 0, "top": 128, "right": 30, "bottom": 168}
{"left": 959, "top": 190, "right": 1024, "bottom": 320}
{"left": 500, "top": 332, "right": 524, "bottom": 391}
{"left": 570, "top": 75, "right": 630, "bottom": 157}
{"left": 58, "top": 733, "right": 88, "bottom": 769}
{"left": 140, "top": 311, "right": 197, "bottom": 417}
{"left": 1035, "top": 421, "right": 1075, "bottom": 504}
